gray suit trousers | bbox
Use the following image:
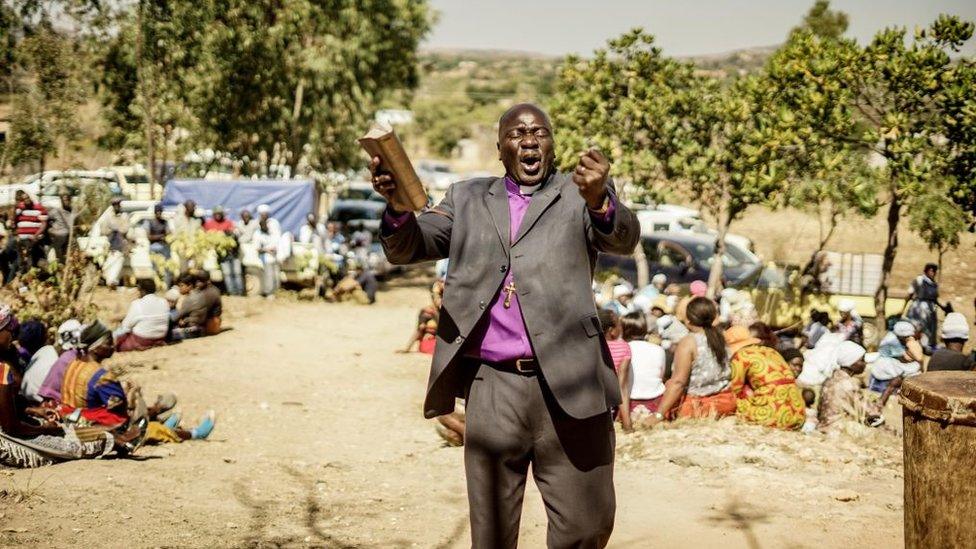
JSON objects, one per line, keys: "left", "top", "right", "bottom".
{"left": 464, "top": 361, "right": 615, "bottom": 548}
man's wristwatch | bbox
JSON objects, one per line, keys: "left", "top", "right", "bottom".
{"left": 652, "top": 412, "right": 664, "bottom": 421}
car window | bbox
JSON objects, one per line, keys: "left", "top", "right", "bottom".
{"left": 658, "top": 242, "right": 690, "bottom": 267}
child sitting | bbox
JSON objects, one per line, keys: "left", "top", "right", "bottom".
{"left": 801, "top": 388, "right": 818, "bottom": 434}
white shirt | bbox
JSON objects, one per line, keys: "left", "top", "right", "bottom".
{"left": 298, "top": 223, "right": 325, "bottom": 250}
{"left": 627, "top": 340, "right": 667, "bottom": 400}
{"left": 796, "top": 333, "right": 846, "bottom": 387}
{"left": 119, "top": 294, "right": 171, "bottom": 339}
{"left": 21, "top": 345, "right": 59, "bottom": 403}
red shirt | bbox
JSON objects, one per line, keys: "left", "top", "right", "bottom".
{"left": 15, "top": 201, "right": 48, "bottom": 239}
{"left": 203, "top": 218, "right": 235, "bottom": 232}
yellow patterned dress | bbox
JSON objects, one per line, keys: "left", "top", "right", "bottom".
{"left": 729, "top": 345, "right": 806, "bottom": 430}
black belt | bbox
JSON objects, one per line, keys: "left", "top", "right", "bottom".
{"left": 482, "top": 357, "right": 539, "bottom": 375}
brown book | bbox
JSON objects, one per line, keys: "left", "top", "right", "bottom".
{"left": 359, "top": 125, "right": 429, "bottom": 212}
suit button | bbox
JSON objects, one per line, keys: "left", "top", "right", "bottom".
{"left": 454, "top": 336, "right": 463, "bottom": 344}
{"left": 479, "top": 300, "right": 486, "bottom": 309}
{"left": 500, "top": 265, "right": 508, "bottom": 273}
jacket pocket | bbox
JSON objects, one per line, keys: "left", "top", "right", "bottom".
{"left": 580, "top": 314, "right": 601, "bottom": 337}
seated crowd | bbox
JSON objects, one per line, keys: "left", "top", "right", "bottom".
{"left": 419, "top": 270, "right": 973, "bottom": 444}
{"left": 0, "top": 305, "right": 217, "bottom": 468}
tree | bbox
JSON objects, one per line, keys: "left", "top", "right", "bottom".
{"left": 768, "top": 16, "right": 976, "bottom": 331}
{"left": 192, "top": 0, "right": 431, "bottom": 175}
{"left": 549, "top": 31, "right": 703, "bottom": 288}
{"left": 909, "top": 192, "right": 968, "bottom": 279}
{"left": 550, "top": 30, "right": 699, "bottom": 204}
{"left": 794, "top": 0, "right": 849, "bottom": 40}
{"left": 785, "top": 153, "right": 879, "bottom": 275}
{"left": 4, "top": 24, "right": 85, "bottom": 172}
{"left": 97, "top": 0, "right": 431, "bottom": 177}
{"left": 550, "top": 30, "right": 810, "bottom": 293}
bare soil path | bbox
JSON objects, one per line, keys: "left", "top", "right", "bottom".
{"left": 0, "top": 284, "right": 903, "bottom": 548}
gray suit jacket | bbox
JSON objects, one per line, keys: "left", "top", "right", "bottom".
{"left": 381, "top": 172, "right": 640, "bottom": 419}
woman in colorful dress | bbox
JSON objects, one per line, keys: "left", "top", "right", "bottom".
{"left": 725, "top": 325, "right": 806, "bottom": 430}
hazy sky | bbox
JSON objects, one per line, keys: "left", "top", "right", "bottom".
{"left": 425, "top": 0, "right": 976, "bottom": 57}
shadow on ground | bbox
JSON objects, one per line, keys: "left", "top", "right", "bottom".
{"left": 233, "top": 464, "right": 467, "bottom": 548}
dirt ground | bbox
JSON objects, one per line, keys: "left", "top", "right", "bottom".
{"left": 0, "top": 276, "right": 905, "bottom": 548}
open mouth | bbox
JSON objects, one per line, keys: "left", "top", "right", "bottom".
{"left": 519, "top": 153, "right": 542, "bottom": 175}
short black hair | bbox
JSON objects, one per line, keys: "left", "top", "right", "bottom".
{"left": 136, "top": 278, "right": 157, "bottom": 295}
{"left": 196, "top": 270, "right": 211, "bottom": 283}
{"left": 177, "top": 272, "right": 197, "bottom": 286}
{"left": 924, "top": 263, "right": 938, "bottom": 272}
{"left": 810, "top": 310, "right": 830, "bottom": 325}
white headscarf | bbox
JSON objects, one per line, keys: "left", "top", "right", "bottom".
{"left": 57, "top": 319, "right": 82, "bottom": 351}
{"left": 835, "top": 341, "right": 866, "bottom": 367}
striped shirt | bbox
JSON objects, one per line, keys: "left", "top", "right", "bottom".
{"left": 15, "top": 201, "right": 48, "bottom": 240}
{"left": 606, "top": 337, "right": 632, "bottom": 373}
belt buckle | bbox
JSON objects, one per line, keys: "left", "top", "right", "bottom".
{"left": 515, "top": 358, "right": 535, "bottom": 373}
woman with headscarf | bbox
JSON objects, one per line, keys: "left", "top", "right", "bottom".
{"left": 725, "top": 326, "right": 805, "bottom": 430}
{"left": 35, "top": 319, "right": 81, "bottom": 402}
{"left": 817, "top": 341, "right": 869, "bottom": 432}
{"left": 57, "top": 321, "right": 215, "bottom": 443}
{"left": 868, "top": 320, "right": 924, "bottom": 393}
{"left": 833, "top": 299, "right": 863, "bottom": 345}
{"left": 647, "top": 297, "right": 735, "bottom": 425}
{"left": 57, "top": 321, "right": 129, "bottom": 426}
{"left": 0, "top": 308, "right": 142, "bottom": 468}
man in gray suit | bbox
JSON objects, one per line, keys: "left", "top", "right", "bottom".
{"left": 371, "top": 103, "right": 639, "bottom": 548}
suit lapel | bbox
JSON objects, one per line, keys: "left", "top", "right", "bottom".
{"left": 484, "top": 177, "right": 511, "bottom": 255}
{"left": 512, "top": 174, "right": 562, "bottom": 246}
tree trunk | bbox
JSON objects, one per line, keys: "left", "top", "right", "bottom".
{"left": 287, "top": 77, "right": 305, "bottom": 177}
{"left": 136, "top": 0, "right": 158, "bottom": 200}
{"left": 706, "top": 184, "right": 731, "bottom": 299}
{"left": 617, "top": 177, "right": 649, "bottom": 288}
{"left": 873, "top": 192, "right": 901, "bottom": 335}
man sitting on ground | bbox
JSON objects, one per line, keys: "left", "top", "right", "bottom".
{"left": 927, "top": 312, "right": 974, "bottom": 371}
{"left": 171, "top": 273, "right": 208, "bottom": 340}
{"left": 196, "top": 270, "right": 223, "bottom": 335}
{"left": 115, "top": 278, "right": 170, "bottom": 352}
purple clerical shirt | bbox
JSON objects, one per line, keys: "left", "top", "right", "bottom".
{"left": 383, "top": 175, "right": 616, "bottom": 362}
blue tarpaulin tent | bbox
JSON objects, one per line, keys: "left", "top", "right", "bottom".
{"left": 161, "top": 179, "right": 318, "bottom": 235}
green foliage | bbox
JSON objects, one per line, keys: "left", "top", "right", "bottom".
{"left": 0, "top": 249, "right": 99, "bottom": 334}
{"left": 412, "top": 98, "right": 474, "bottom": 157}
{"left": 795, "top": 0, "right": 849, "bottom": 39}
{"left": 909, "top": 192, "right": 968, "bottom": 258}
{"left": 6, "top": 89, "right": 54, "bottom": 167}
{"left": 3, "top": 23, "right": 87, "bottom": 171}
{"left": 769, "top": 14, "right": 975, "bottom": 326}
{"left": 550, "top": 30, "right": 701, "bottom": 203}
{"left": 153, "top": 230, "right": 236, "bottom": 276}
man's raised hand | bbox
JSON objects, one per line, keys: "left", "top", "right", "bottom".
{"left": 572, "top": 149, "right": 610, "bottom": 209}
{"left": 369, "top": 156, "right": 397, "bottom": 203}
